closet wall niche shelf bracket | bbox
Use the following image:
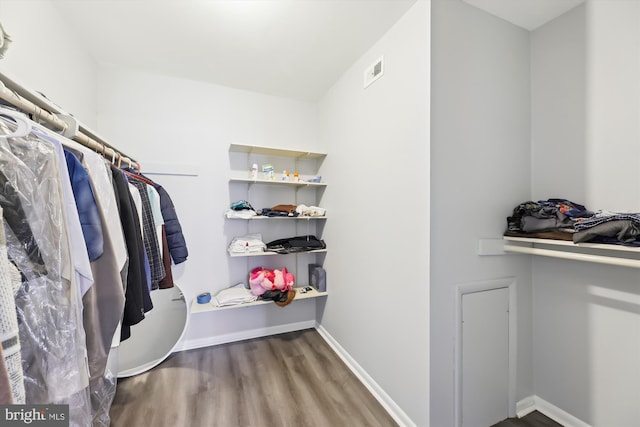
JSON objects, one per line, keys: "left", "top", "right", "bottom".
{"left": 190, "top": 287, "right": 328, "bottom": 314}
{"left": 503, "top": 236, "right": 640, "bottom": 268}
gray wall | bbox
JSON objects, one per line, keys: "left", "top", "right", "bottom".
{"left": 0, "top": 0, "right": 98, "bottom": 127}
{"left": 531, "top": 2, "right": 640, "bottom": 425}
{"left": 95, "top": 65, "right": 322, "bottom": 345}
{"left": 318, "top": 2, "right": 430, "bottom": 425}
{"left": 530, "top": 4, "right": 587, "bottom": 202}
{"left": 430, "top": 1, "right": 533, "bottom": 425}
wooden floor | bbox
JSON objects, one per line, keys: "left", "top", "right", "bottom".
{"left": 492, "top": 411, "right": 563, "bottom": 427}
{"left": 109, "top": 328, "right": 398, "bottom": 427}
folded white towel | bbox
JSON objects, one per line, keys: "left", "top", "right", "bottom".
{"left": 212, "top": 284, "right": 258, "bottom": 307}
{"left": 295, "top": 204, "right": 326, "bottom": 217}
{"left": 225, "top": 209, "right": 257, "bottom": 219}
{"left": 228, "top": 233, "right": 266, "bottom": 253}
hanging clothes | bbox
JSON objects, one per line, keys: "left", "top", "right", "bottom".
{"left": 59, "top": 142, "right": 129, "bottom": 427}
{"left": 0, "top": 208, "right": 24, "bottom": 404}
{"left": 153, "top": 183, "right": 189, "bottom": 264}
{"left": 0, "top": 100, "right": 188, "bottom": 426}
{"left": 0, "top": 345, "right": 11, "bottom": 404}
{"left": 158, "top": 225, "right": 174, "bottom": 289}
{"left": 64, "top": 149, "right": 104, "bottom": 262}
{"left": 126, "top": 169, "right": 189, "bottom": 265}
{"left": 0, "top": 115, "right": 92, "bottom": 427}
{"left": 111, "top": 165, "right": 151, "bottom": 341}
{"left": 127, "top": 177, "right": 165, "bottom": 290}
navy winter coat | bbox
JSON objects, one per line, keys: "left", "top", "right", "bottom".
{"left": 153, "top": 183, "right": 188, "bottom": 264}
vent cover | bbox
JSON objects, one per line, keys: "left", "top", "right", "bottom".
{"left": 364, "top": 56, "right": 384, "bottom": 88}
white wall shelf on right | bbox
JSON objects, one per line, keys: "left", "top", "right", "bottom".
{"left": 503, "top": 236, "right": 640, "bottom": 268}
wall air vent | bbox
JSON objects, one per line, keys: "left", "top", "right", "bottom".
{"left": 363, "top": 56, "right": 384, "bottom": 89}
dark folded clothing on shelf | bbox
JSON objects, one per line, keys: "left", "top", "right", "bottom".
{"left": 505, "top": 199, "right": 640, "bottom": 247}
{"left": 266, "top": 235, "right": 326, "bottom": 253}
{"left": 507, "top": 198, "right": 592, "bottom": 233}
{"left": 574, "top": 219, "right": 640, "bottom": 244}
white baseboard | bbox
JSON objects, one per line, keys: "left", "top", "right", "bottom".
{"left": 173, "top": 320, "right": 317, "bottom": 351}
{"left": 517, "top": 395, "right": 591, "bottom": 427}
{"left": 315, "top": 324, "right": 415, "bottom": 427}
{"left": 516, "top": 395, "right": 537, "bottom": 417}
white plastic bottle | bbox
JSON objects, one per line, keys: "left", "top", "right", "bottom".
{"left": 250, "top": 163, "right": 258, "bottom": 179}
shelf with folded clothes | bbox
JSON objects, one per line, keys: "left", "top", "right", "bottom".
{"left": 225, "top": 201, "right": 327, "bottom": 219}
{"left": 229, "top": 248, "right": 328, "bottom": 257}
{"left": 227, "top": 233, "right": 327, "bottom": 257}
{"left": 227, "top": 144, "right": 328, "bottom": 314}
{"left": 503, "top": 236, "right": 640, "bottom": 268}
{"left": 190, "top": 286, "right": 328, "bottom": 313}
{"left": 227, "top": 216, "right": 327, "bottom": 220}
{"left": 504, "top": 199, "right": 640, "bottom": 268}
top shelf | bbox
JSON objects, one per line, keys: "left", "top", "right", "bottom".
{"left": 230, "top": 143, "right": 326, "bottom": 160}
{"left": 229, "top": 177, "right": 327, "bottom": 187}
{"left": 503, "top": 236, "right": 640, "bottom": 253}
{"left": 503, "top": 236, "right": 640, "bottom": 269}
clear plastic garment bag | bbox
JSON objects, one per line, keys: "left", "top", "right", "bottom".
{"left": 0, "top": 110, "right": 115, "bottom": 426}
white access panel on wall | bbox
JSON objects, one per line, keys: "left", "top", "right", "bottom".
{"left": 461, "top": 287, "right": 509, "bottom": 427}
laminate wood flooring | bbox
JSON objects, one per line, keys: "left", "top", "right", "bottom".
{"left": 109, "top": 328, "right": 398, "bottom": 427}
{"left": 491, "top": 411, "right": 563, "bottom": 427}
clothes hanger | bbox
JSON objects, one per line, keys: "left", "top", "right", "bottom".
{"left": 0, "top": 107, "right": 32, "bottom": 138}
{"left": 123, "top": 169, "right": 154, "bottom": 186}
{"left": 126, "top": 158, "right": 143, "bottom": 175}
{"left": 118, "top": 152, "right": 151, "bottom": 184}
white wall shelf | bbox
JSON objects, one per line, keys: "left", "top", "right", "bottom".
{"left": 191, "top": 286, "right": 328, "bottom": 314}
{"left": 503, "top": 236, "right": 640, "bottom": 268}
{"left": 229, "top": 177, "right": 327, "bottom": 187}
{"left": 229, "top": 249, "right": 328, "bottom": 258}
{"left": 225, "top": 143, "right": 328, "bottom": 319}
{"left": 229, "top": 143, "right": 326, "bottom": 160}
{"left": 227, "top": 216, "right": 327, "bottom": 220}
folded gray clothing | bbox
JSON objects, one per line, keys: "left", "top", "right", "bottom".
{"left": 521, "top": 216, "right": 558, "bottom": 232}
{"left": 573, "top": 220, "right": 640, "bottom": 243}
{"left": 574, "top": 212, "right": 640, "bottom": 231}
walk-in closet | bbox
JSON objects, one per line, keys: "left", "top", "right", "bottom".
{"left": 0, "top": 1, "right": 637, "bottom": 426}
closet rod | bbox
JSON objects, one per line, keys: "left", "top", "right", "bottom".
{"left": 0, "top": 72, "right": 139, "bottom": 170}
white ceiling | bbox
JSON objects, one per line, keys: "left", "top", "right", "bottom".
{"left": 51, "top": 0, "right": 585, "bottom": 102}
{"left": 51, "top": 0, "right": 417, "bottom": 101}
{"left": 462, "top": 0, "right": 585, "bottom": 30}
